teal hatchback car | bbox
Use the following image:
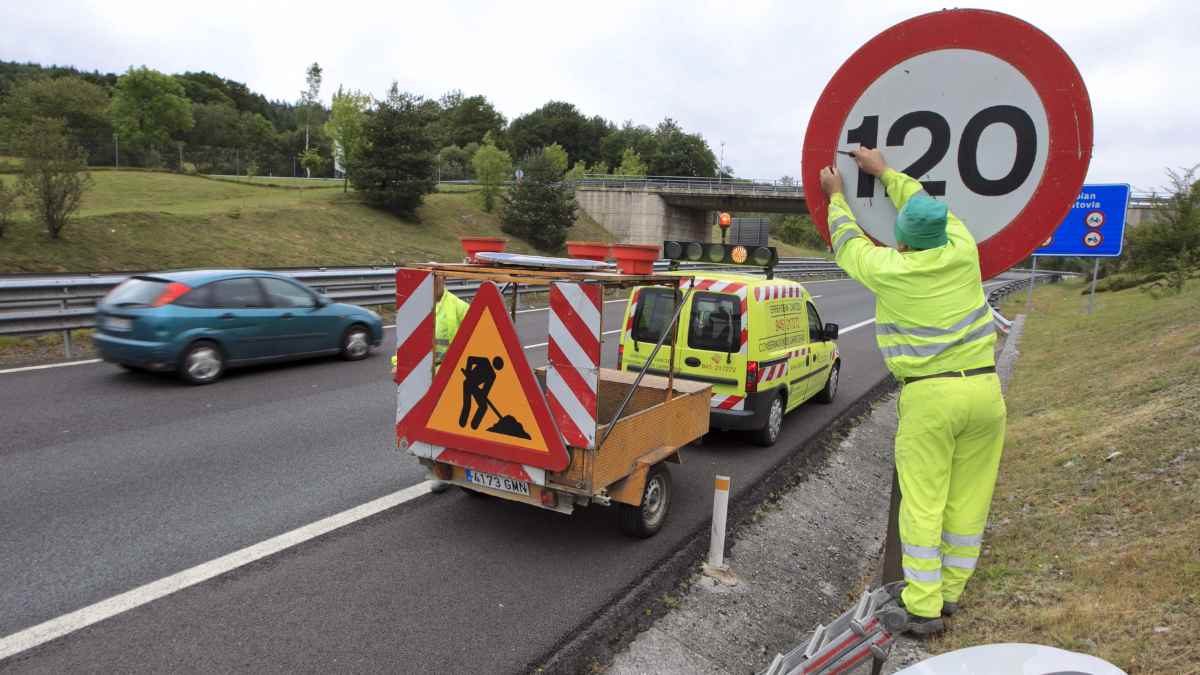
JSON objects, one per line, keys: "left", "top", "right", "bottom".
{"left": 93, "top": 270, "right": 384, "bottom": 384}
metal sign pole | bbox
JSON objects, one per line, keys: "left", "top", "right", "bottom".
{"left": 882, "top": 468, "right": 903, "bottom": 585}
{"left": 1087, "top": 258, "right": 1100, "bottom": 315}
{"left": 1025, "top": 256, "right": 1038, "bottom": 311}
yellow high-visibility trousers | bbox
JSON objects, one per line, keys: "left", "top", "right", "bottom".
{"left": 895, "top": 373, "right": 1006, "bottom": 618}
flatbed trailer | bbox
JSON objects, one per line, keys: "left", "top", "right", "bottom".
{"left": 393, "top": 261, "right": 710, "bottom": 537}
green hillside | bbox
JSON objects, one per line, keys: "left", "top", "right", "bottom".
{"left": 0, "top": 171, "right": 615, "bottom": 272}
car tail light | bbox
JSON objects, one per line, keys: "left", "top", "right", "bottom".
{"left": 746, "top": 361, "right": 760, "bottom": 393}
{"left": 540, "top": 489, "right": 558, "bottom": 508}
{"left": 617, "top": 344, "right": 624, "bottom": 370}
{"left": 153, "top": 282, "right": 192, "bottom": 307}
{"left": 432, "top": 463, "right": 453, "bottom": 481}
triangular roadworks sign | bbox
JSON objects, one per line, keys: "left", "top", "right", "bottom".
{"left": 400, "top": 281, "right": 570, "bottom": 471}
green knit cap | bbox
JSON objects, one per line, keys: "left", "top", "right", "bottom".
{"left": 894, "top": 194, "right": 948, "bottom": 249}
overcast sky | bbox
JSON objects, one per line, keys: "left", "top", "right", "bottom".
{"left": 3, "top": 1, "right": 1196, "bottom": 192}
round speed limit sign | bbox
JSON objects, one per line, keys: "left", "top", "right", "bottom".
{"left": 802, "top": 10, "right": 1093, "bottom": 280}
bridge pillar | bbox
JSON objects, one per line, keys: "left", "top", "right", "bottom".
{"left": 575, "top": 190, "right": 708, "bottom": 245}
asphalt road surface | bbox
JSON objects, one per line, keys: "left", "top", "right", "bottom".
{"left": 0, "top": 276, "right": 1008, "bottom": 672}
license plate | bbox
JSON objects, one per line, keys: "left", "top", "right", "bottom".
{"left": 105, "top": 316, "right": 132, "bottom": 331}
{"left": 465, "top": 469, "right": 530, "bottom": 496}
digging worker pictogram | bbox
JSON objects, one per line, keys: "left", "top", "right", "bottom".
{"left": 460, "top": 355, "right": 503, "bottom": 430}
{"left": 820, "top": 148, "right": 1007, "bottom": 636}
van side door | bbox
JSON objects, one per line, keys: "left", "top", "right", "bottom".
{"left": 678, "top": 291, "right": 743, "bottom": 402}
{"left": 801, "top": 299, "right": 834, "bottom": 400}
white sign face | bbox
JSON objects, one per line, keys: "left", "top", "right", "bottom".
{"left": 835, "top": 49, "right": 1050, "bottom": 247}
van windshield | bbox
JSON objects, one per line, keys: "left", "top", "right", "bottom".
{"left": 631, "top": 288, "right": 676, "bottom": 344}
{"left": 688, "top": 292, "right": 741, "bottom": 352}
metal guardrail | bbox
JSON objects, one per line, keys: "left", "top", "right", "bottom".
{"left": 575, "top": 174, "right": 805, "bottom": 196}
{"left": 0, "top": 258, "right": 843, "bottom": 341}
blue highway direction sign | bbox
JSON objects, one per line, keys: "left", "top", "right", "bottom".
{"left": 1034, "top": 183, "right": 1130, "bottom": 257}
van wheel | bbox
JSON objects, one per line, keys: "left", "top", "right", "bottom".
{"left": 751, "top": 393, "right": 785, "bottom": 447}
{"left": 179, "top": 341, "right": 224, "bottom": 385}
{"left": 816, "top": 363, "right": 840, "bottom": 404}
{"left": 619, "top": 464, "right": 671, "bottom": 539}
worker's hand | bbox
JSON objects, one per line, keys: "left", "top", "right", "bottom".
{"left": 819, "top": 166, "right": 844, "bottom": 196}
{"left": 850, "top": 147, "right": 888, "bottom": 177}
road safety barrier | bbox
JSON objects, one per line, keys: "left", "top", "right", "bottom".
{"left": 0, "top": 258, "right": 845, "bottom": 345}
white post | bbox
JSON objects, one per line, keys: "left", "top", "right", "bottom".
{"left": 707, "top": 475, "right": 731, "bottom": 569}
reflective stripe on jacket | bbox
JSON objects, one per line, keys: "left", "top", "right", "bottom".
{"left": 435, "top": 289, "right": 469, "bottom": 363}
{"left": 829, "top": 169, "right": 996, "bottom": 379}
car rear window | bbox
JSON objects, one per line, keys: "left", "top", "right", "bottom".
{"left": 631, "top": 288, "right": 677, "bottom": 344}
{"left": 104, "top": 277, "right": 169, "bottom": 307}
{"left": 687, "top": 292, "right": 741, "bottom": 352}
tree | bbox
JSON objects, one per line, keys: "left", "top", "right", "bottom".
{"left": 565, "top": 161, "right": 587, "bottom": 182}
{"left": 507, "top": 101, "right": 609, "bottom": 166}
{"left": 472, "top": 138, "right": 512, "bottom": 213}
{"left": 649, "top": 118, "right": 717, "bottom": 177}
{"left": 599, "top": 121, "right": 656, "bottom": 170}
{"left": 616, "top": 147, "right": 648, "bottom": 176}
{"left": 299, "top": 147, "right": 324, "bottom": 178}
{"left": 16, "top": 117, "right": 92, "bottom": 239}
{"left": 351, "top": 83, "right": 437, "bottom": 216}
{"left": 109, "top": 67, "right": 194, "bottom": 164}
{"left": 1127, "top": 165, "right": 1200, "bottom": 275}
{"left": 0, "top": 76, "right": 112, "bottom": 162}
{"left": 299, "top": 62, "right": 323, "bottom": 176}
{"left": 541, "top": 143, "right": 568, "bottom": 178}
{"left": 0, "top": 180, "right": 16, "bottom": 238}
{"left": 502, "top": 148, "right": 577, "bottom": 250}
{"left": 323, "top": 86, "right": 371, "bottom": 191}
{"left": 438, "top": 93, "right": 506, "bottom": 148}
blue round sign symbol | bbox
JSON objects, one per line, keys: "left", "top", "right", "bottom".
{"left": 1083, "top": 231, "right": 1103, "bottom": 248}
{"left": 1085, "top": 210, "right": 1105, "bottom": 228}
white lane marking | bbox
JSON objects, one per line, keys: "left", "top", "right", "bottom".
{"left": 0, "top": 481, "right": 436, "bottom": 661}
{"left": 840, "top": 317, "right": 877, "bottom": 333}
{"left": 0, "top": 359, "right": 102, "bottom": 375}
{"left": 518, "top": 298, "right": 626, "bottom": 315}
{"left": 524, "top": 328, "right": 621, "bottom": 351}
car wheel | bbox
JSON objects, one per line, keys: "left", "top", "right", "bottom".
{"left": 619, "top": 463, "right": 672, "bottom": 539}
{"left": 751, "top": 392, "right": 785, "bottom": 447}
{"left": 179, "top": 341, "right": 224, "bottom": 385}
{"left": 816, "top": 363, "right": 840, "bottom": 404}
{"left": 340, "top": 324, "right": 371, "bottom": 361}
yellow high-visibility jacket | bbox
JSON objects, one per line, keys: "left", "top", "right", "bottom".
{"left": 434, "top": 289, "right": 470, "bottom": 363}
{"left": 828, "top": 169, "right": 995, "bottom": 379}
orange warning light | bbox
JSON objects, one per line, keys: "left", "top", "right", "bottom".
{"left": 718, "top": 212, "right": 732, "bottom": 228}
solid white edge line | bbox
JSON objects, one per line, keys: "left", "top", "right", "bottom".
{"left": 0, "top": 481, "right": 436, "bottom": 662}
{"left": 0, "top": 359, "right": 102, "bottom": 375}
{"left": 524, "top": 328, "right": 621, "bottom": 351}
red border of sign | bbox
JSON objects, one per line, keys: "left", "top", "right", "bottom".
{"left": 802, "top": 9, "right": 1093, "bottom": 280}
{"left": 400, "top": 281, "right": 570, "bottom": 472}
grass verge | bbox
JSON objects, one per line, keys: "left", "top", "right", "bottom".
{"left": 0, "top": 171, "right": 613, "bottom": 272}
{"left": 931, "top": 279, "right": 1200, "bottom": 673}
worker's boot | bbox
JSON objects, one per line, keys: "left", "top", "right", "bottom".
{"left": 904, "top": 614, "right": 945, "bottom": 637}
{"left": 941, "top": 601, "right": 960, "bottom": 617}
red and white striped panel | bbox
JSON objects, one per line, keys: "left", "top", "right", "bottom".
{"left": 682, "top": 279, "right": 748, "bottom": 355}
{"left": 757, "top": 360, "right": 789, "bottom": 386}
{"left": 754, "top": 284, "right": 804, "bottom": 302}
{"left": 547, "top": 282, "right": 601, "bottom": 448}
{"left": 711, "top": 394, "right": 745, "bottom": 411}
{"left": 394, "top": 268, "right": 441, "bottom": 459}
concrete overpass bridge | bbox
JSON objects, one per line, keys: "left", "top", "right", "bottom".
{"left": 574, "top": 175, "right": 807, "bottom": 245}
{"left": 574, "top": 175, "right": 1161, "bottom": 246}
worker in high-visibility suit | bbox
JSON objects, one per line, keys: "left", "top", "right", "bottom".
{"left": 820, "top": 148, "right": 1006, "bottom": 636}
{"left": 390, "top": 275, "right": 469, "bottom": 373}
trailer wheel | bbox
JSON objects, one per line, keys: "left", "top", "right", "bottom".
{"left": 619, "top": 463, "right": 671, "bottom": 538}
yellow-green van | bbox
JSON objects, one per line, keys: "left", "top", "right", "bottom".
{"left": 617, "top": 272, "right": 840, "bottom": 446}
